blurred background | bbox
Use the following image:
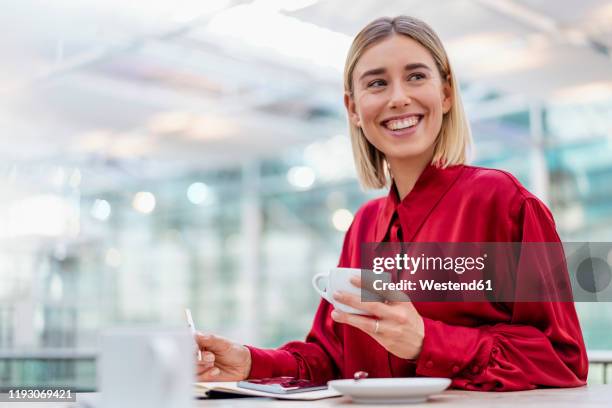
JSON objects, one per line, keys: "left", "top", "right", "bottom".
{"left": 1, "top": 0, "right": 612, "bottom": 391}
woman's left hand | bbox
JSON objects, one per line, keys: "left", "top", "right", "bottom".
{"left": 330, "top": 276, "right": 424, "bottom": 360}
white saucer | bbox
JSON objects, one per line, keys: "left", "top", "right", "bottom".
{"left": 328, "top": 377, "right": 451, "bottom": 404}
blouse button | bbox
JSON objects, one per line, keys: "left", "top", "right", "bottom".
{"left": 426, "top": 360, "right": 434, "bottom": 369}
{"left": 472, "top": 365, "right": 480, "bottom": 374}
{"left": 452, "top": 365, "right": 460, "bottom": 374}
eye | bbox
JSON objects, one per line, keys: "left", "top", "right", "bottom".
{"left": 367, "top": 79, "right": 386, "bottom": 88}
{"left": 407, "top": 72, "right": 426, "bottom": 81}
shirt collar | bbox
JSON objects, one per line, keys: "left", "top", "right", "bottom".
{"left": 375, "top": 163, "right": 465, "bottom": 242}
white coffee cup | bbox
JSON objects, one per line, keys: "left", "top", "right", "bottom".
{"left": 99, "top": 327, "right": 194, "bottom": 408}
{"left": 312, "top": 267, "right": 386, "bottom": 315}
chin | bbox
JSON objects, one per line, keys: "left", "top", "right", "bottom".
{"left": 380, "top": 142, "right": 435, "bottom": 162}
{"left": 386, "top": 152, "right": 430, "bottom": 163}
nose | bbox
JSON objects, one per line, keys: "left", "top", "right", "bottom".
{"left": 388, "top": 82, "right": 411, "bottom": 109}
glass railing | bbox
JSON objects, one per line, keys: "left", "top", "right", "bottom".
{"left": 0, "top": 350, "right": 610, "bottom": 390}
{"left": 0, "top": 349, "right": 96, "bottom": 391}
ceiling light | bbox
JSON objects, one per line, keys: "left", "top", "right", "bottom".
{"left": 187, "top": 182, "right": 216, "bottom": 205}
{"left": 186, "top": 115, "right": 237, "bottom": 140}
{"left": 446, "top": 33, "right": 548, "bottom": 76}
{"left": 132, "top": 192, "right": 156, "bottom": 214}
{"left": 206, "top": 4, "right": 351, "bottom": 71}
{"left": 91, "top": 199, "right": 111, "bottom": 221}
{"left": 332, "top": 208, "right": 353, "bottom": 232}
{"left": 77, "top": 130, "right": 112, "bottom": 153}
{"left": 149, "top": 111, "right": 193, "bottom": 134}
{"left": 287, "top": 166, "right": 315, "bottom": 189}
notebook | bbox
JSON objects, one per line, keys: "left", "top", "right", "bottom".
{"left": 194, "top": 381, "right": 342, "bottom": 400}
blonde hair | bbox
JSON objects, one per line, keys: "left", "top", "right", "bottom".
{"left": 344, "top": 16, "right": 472, "bottom": 189}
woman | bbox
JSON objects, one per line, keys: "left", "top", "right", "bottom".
{"left": 195, "top": 16, "right": 588, "bottom": 391}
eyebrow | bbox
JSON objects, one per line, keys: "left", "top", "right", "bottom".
{"left": 359, "top": 63, "right": 432, "bottom": 81}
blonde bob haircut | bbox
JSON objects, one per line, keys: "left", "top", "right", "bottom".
{"left": 344, "top": 16, "right": 472, "bottom": 189}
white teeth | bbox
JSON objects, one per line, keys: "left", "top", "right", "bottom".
{"left": 385, "top": 116, "right": 421, "bottom": 131}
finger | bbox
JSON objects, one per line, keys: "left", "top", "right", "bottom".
{"left": 196, "top": 366, "right": 221, "bottom": 381}
{"left": 380, "top": 290, "right": 412, "bottom": 303}
{"left": 349, "top": 278, "right": 402, "bottom": 307}
{"left": 196, "top": 352, "right": 215, "bottom": 368}
{"left": 201, "top": 351, "right": 215, "bottom": 363}
{"left": 195, "top": 357, "right": 215, "bottom": 371}
{"left": 197, "top": 356, "right": 215, "bottom": 367}
{"left": 196, "top": 361, "right": 215, "bottom": 374}
{"left": 349, "top": 276, "right": 384, "bottom": 302}
{"left": 196, "top": 363, "right": 215, "bottom": 374}
{"left": 333, "top": 290, "right": 391, "bottom": 317}
{"left": 331, "top": 310, "right": 379, "bottom": 336}
{"left": 359, "top": 272, "right": 412, "bottom": 303}
{"left": 195, "top": 333, "right": 230, "bottom": 353}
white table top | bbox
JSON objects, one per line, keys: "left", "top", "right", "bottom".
{"left": 197, "top": 385, "right": 609, "bottom": 407}
{"left": 11, "top": 384, "right": 609, "bottom": 408}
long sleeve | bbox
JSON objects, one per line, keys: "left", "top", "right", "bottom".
{"left": 245, "top": 223, "right": 356, "bottom": 382}
{"left": 246, "top": 299, "right": 342, "bottom": 382}
{"left": 414, "top": 197, "right": 589, "bottom": 391}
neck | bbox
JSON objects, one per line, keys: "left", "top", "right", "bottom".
{"left": 387, "top": 151, "right": 435, "bottom": 200}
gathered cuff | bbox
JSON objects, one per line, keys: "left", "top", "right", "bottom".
{"left": 245, "top": 346, "right": 299, "bottom": 379}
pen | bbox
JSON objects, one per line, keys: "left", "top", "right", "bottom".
{"left": 185, "top": 308, "right": 202, "bottom": 361}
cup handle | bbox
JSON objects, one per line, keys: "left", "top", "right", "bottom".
{"left": 312, "top": 273, "right": 331, "bottom": 303}
{"left": 149, "top": 337, "right": 179, "bottom": 400}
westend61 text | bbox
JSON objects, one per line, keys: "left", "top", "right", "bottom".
{"left": 373, "top": 279, "right": 493, "bottom": 292}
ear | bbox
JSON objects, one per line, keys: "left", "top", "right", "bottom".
{"left": 344, "top": 92, "right": 361, "bottom": 127}
{"left": 442, "top": 74, "right": 453, "bottom": 114}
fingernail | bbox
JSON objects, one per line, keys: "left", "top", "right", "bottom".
{"left": 211, "top": 368, "right": 220, "bottom": 376}
{"left": 331, "top": 310, "right": 339, "bottom": 320}
{"left": 204, "top": 354, "right": 214, "bottom": 362}
{"left": 333, "top": 291, "right": 342, "bottom": 300}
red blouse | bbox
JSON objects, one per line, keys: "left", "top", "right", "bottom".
{"left": 246, "top": 164, "right": 588, "bottom": 391}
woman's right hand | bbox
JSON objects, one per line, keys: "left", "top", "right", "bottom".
{"left": 194, "top": 333, "right": 252, "bottom": 381}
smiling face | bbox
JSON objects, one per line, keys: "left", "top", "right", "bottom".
{"left": 345, "top": 34, "right": 452, "bottom": 168}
